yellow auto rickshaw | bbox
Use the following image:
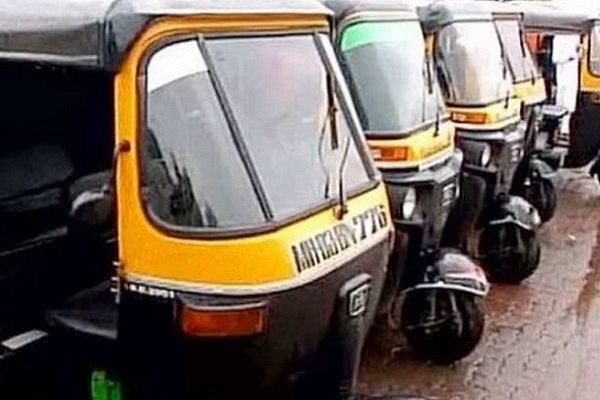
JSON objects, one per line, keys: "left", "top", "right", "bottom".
{"left": 0, "top": 1, "right": 394, "bottom": 399}
{"left": 323, "top": 0, "right": 489, "bottom": 364}
{"left": 417, "top": 0, "right": 543, "bottom": 284}
{"left": 472, "top": 0, "right": 560, "bottom": 225}
{"left": 511, "top": 1, "right": 600, "bottom": 181}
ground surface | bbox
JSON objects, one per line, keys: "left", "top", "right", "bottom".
{"left": 358, "top": 166, "right": 600, "bottom": 400}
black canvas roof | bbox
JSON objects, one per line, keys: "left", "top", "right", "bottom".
{"left": 322, "top": 0, "right": 426, "bottom": 22}
{"left": 507, "top": 1, "right": 597, "bottom": 33}
{"left": 417, "top": 0, "right": 495, "bottom": 33}
{"left": 472, "top": 0, "right": 524, "bottom": 17}
{"left": 0, "top": 0, "right": 330, "bottom": 70}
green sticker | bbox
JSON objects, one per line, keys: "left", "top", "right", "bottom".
{"left": 91, "top": 370, "right": 122, "bottom": 400}
{"left": 340, "top": 22, "right": 407, "bottom": 52}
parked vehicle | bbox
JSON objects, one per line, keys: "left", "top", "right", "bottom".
{"left": 478, "top": 0, "right": 560, "bottom": 224}
{"left": 512, "top": 1, "right": 600, "bottom": 182}
{"left": 324, "top": 0, "right": 489, "bottom": 364}
{"left": 0, "top": 1, "right": 395, "bottom": 399}
{"left": 418, "top": 0, "right": 543, "bottom": 284}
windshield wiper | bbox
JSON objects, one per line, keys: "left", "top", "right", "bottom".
{"left": 425, "top": 51, "right": 441, "bottom": 136}
{"left": 312, "top": 33, "right": 354, "bottom": 220}
{"left": 435, "top": 49, "right": 459, "bottom": 101}
{"left": 421, "top": 58, "right": 428, "bottom": 126}
{"left": 318, "top": 107, "right": 333, "bottom": 199}
{"left": 492, "top": 23, "right": 512, "bottom": 109}
{"left": 335, "top": 137, "right": 351, "bottom": 220}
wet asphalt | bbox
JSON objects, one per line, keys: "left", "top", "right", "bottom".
{"left": 358, "top": 166, "right": 600, "bottom": 400}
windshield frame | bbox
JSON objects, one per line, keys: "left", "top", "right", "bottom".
{"left": 136, "top": 30, "right": 380, "bottom": 239}
{"left": 493, "top": 16, "right": 540, "bottom": 84}
{"left": 336, "top": 14, "right": 451, "bottom": 139}
{"left": 434, "top": 19, "right": 510, "bottom": 107}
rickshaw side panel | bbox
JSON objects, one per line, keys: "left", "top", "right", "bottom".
{"left": 117, "top": 239, "right": 389, "bottom": 399}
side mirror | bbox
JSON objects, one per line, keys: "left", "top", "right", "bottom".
{"left": 69, "top": 187, "right": 112, "bottom": 233}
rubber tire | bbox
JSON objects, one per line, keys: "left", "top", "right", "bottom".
{"left": 522, "top": 177, "right": 557, "bottom": 224}
{"left": 478, "top": 223, "right": 541, "bottom": 284}
{"left": 400, "top": 290, "right": 485, "bottom": 365}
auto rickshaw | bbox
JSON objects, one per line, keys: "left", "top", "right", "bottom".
{"left": 474, "top": 0, "right": 561, "bottom": 224}
{"left": 511, "top": 1, "right": 600, "bottom": 181}
{"left": 322, "top": 0, "right": 489, "bottom": 364}
{"left": 0, "top": 1, "right": 395, "bottom": 399}
{"left": 417, "top": 0, "right": 543, "bottom": 284}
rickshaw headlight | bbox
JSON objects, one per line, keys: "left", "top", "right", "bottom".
{"left": 479, "top": 144, "right": 492, "bottom": 167}
{"left": 402, "top": 188, "right": 417, "bottom": 219}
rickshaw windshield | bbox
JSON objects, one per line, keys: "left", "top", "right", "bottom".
{"left": 495, "top": 19, "right": 539, "bottom": 82}
{"left": 589, "top": 23, "right": 600, "bottom": 76}
{"left": 339, "top": 20, "right": 446, "bottom": 134}
{"left": 142, "top": 34, "right": 372, "bottom": 231}
{"left": 436, "top": 21, "right": 510, "bottom": 104}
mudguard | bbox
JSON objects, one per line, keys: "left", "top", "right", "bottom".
{"left": 590, "top": 156, "right": 600, "bottom": 181}
{"left": 402, "top": 249, "right": 489, "bottom": 298}
{"left": 487, "top": 195, "right": 541, "bottom": 231}
{"left": 529, "top": 157, "right": 558, "bottom": 180}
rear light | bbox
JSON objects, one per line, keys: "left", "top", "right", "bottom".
{"left": 370, "top": 145, "right": 409, "bottom": 162}
{"left": 179, "top": 302, "right": 267, "bottom": 338}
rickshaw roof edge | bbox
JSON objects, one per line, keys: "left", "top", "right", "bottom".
{"left": 321, "top": 0, "right": 425, "bottom": 22}
{"left": 471, "top": 0, "right": 524, "bottom": 18}
{"left": 506, "top": 0, "right": 598, "bottom": 33}
{"left": 417, "top": 0, "right": 495, "bottom": 33}
{"left": 0, "top": 0, "right": 331, "bottom": 70}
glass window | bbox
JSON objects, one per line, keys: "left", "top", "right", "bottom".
{"left": 144, "top": 40, "right": 265, "bottom": 228}
{"left": 205, "top": 34, "right": 370, "bottom": 220}
{"left": 339, "top": 20, "right": 446, "bottom": 134}
{"left": 142, "top": 35, "right": 373, "bottom": 230}
{"left": 436, "top": 21, "right": 512, "bottom": 104}
{"left": 495, "top": 19, "right": 535, "bottom": 82}
{"left": 590, "top": 24, "right": 600, "bottom": 75}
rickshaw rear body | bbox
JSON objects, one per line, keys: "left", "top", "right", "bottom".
{"left": 0, "top": 1, "right": 394, "bottom": 398}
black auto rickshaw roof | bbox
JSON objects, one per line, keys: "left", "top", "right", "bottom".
{"left": 0, "top": 0, "right": 331, "bottom": 71}
{"left": 322, "top": 0, "right": 426, "bottom": 22}
{"left": 507, "top": 1, "right": 597, "bottom": 33}
{"left": 417, "top": 0, "right": 496, "bottom": 33}
{"left": 471, "top": 0, "right": 524, "bottom": 18}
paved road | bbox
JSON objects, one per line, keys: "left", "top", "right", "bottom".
{"left": 359, "top": 166, "right": 600, "bottom": 400}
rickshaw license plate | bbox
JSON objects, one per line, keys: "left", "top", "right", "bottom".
{"left": 348, "top": 283, "right": 371, "bottom": 317}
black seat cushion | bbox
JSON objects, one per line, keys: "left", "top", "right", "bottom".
{"left": 46, "top": 281, "right": 117, "bottom": 342}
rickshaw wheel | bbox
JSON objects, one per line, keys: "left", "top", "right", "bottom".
{"left": 400, "top": 290, "right": 485, "bottom": 364}
{"left": 478, "top": 223, "right": 541, "bottom": 284}
{"left": 521, "top": 176, "right": 557, "bottom": 224}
